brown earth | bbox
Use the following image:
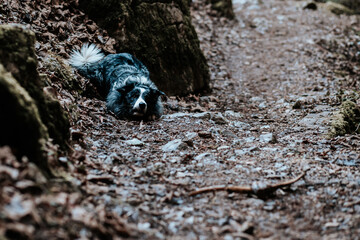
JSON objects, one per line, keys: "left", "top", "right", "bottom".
{"left": 1, "top": 0, "right": 360, "bottom": 239}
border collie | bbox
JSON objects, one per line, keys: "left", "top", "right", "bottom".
{"left": 69, "top": 43, "right": 164, "bottom": 120}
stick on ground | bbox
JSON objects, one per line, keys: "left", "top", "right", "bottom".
{"left": 189, "top": 171, "right": 307, "bottom": 197}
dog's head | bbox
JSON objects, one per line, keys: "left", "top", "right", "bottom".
{"left": 116, "top": 81, "right": 165, "bottom": 118}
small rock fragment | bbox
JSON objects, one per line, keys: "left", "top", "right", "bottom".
{"left": 232, "top": 121, "right": 251, "bottom": 130}
{"left": 184, "top": 132, "right": 197, "bottom": 141}
{"left": 225, "top": 110, "right": 242, "bottom": 118}
{"left": 125, "top": 138, "right": 144, "bottom": 146}
{"left": 260, "top": 133, "right": 277, "bottom": 143}
{"left": 292, "top": 100, "right": 303, "bottom": 109}
{"left": 198, "top": 131, "right": 212, "bottom": 138}
{"left": 161, "top": 139, "right": 187, "bottom": 152}
{"left": 192, "top": 112, "right": 211, "bottom": 119}
{"left": 211, "top": 112, "right": 228, "bottom": 124}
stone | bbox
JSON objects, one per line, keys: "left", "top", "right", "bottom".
{"left": 162, "top": 113, "right": 190, "bottom": 119}
{"left": 161, "top": 139, "right": 187, "bottom": 152}
{"left": 232, "top": 121, "right": 252, "bottom": 130}
{"left": 0, "top": 64, "right": 48, "bottom": 172}
{"left": 323, "top": 1, "right": 355, "bottom": 15}
{"left": 0, "top": 25, "right": 70, "bottom": 151}
{"left": 224, "top": 110, "right": 242, "bottom": 118}
{"left": 211, "top": 112, "right": 228, "bottom": 125}
{"left": 198, "top": 131, "right": 213, "bottom": 138}
{"left": 125, "top": 138, "right": 144, "bottom": 146}
{"left": 184, "top": 132, "right": 197, "bottom": 141}
{"left": 194, "top": 153, "right": 218, "bottom": 166}
{"left": 258, "top": 102, "right": 267, "bottom": 109}
{"left": 259, "top": 133, "right": 277, "bottom": 143}
{"left": 192, "top": 112, "right": 212, "bottom": 119}
{"left": 249, "top": 97, "right": 264, "bottom": 103}
{"left": 298, "top": 112, "right": 332, "bottom": 130}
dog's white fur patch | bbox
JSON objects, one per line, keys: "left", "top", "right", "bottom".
{"left": 140, "top": 76, "right": 150, "bottom": 84}
{"left": 69, "top": 43, "right": 104, "bottom": 67}
{"left": 132, "top": 88, "right": 147, "bottom": 116}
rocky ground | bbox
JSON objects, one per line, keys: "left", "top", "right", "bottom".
{"left": 1, "top": 0, "right": 360, "bottom": 239}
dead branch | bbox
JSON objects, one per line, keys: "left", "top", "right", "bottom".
{"left": 189, "top": 171, "right": 307, "bottom": 197}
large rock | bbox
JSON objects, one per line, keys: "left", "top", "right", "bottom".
{"left": 0, "top": 64, "right": 48, "bottom": 170}
{"left": 324, "top": 1, "right": 355, "bottom": 15}
{"left": 329, "top": 0, "right": 360, "bottom": 13}
{"left": 79, "top": 0, "right": 210, "bottom": 96}
{"left": 0, "top": 24, "right": 70, "bottom": 150}
{"left": 314, "top": 0, "right": 359, "bottom": 14}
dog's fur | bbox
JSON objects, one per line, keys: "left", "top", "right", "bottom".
{"left": 69, "top": 43, "right": 164, "bottom": 120}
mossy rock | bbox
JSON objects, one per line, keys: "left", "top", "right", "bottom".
{"left": 330, "top": 100, "right": 360, "bottom": 137}
{"left": 79, "top": 0, "right": 210, "bottom": 96}
{"left": 207, "top": 0, "right": 235, "bottom": 19}
{"left": 0, "top": 24, "right": 70, "bottom": 150}
{"left": 324, "top": 1, "right": 355, "bottom": 15}
{"left": 328, "top": 0, "right": 360, "bottom": 13}
{"left": 0, "top": 64, "right": 49, "bottom": 171}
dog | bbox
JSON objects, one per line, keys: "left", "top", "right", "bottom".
{"left": 69, "top": 43, "right": 164, "bottom": 120}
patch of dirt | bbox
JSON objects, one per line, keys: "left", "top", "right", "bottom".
{"left": 1, "top": 0, "right": 360, "bottom": 239}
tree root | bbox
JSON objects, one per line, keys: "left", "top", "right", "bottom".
{"left": 189, "top": 171, "right": 308, "bottom": 197}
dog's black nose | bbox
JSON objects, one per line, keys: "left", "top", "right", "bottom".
{"left": 139, "top": 102, "right": 146, "bottom": 110}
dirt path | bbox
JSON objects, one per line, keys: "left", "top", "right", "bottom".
{"left": 65, "top": 1, "right": 360, "bottom": 239}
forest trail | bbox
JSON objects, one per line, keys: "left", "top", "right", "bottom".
{"left": 1, "top": 0, "right": 359, "bottom": 239}
{"left": 66, "top": 0, "right": 360, "bottom": 239}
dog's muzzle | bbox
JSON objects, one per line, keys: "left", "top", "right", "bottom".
{"left": 132, "top": 101, "right": 147, "bottom": 116}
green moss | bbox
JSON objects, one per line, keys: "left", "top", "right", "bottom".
{"left": 330, "top": 100, "right": 360, "bottom": 137}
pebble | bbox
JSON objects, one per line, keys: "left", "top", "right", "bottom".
{"left": 161, "top": 139, "right": 187, "bottom": 152}
{"left": 198, "top": 131, "right": 212, "bottom": 138}
{"left": 259, "top": 133, "right": 277, "bottom": 143}
{"left": 249, "top": 96, "right": 264, "bottom": 103}
{"left": 162, "top": 113, "right": 190, "bottom": 119}
{"left": 194, "top": 152, "right": 213, "bottom": 161}
{"left": 258, "top": 102, "right": 267, "bottom": 109}
{"left": 231, "top": 121, "right": 251, "bottom": 130}
{"left": 184, "top": 132, "right": 197, "bottom": 140}
{"left": 192, "top": 112, "right": 212, "bottom": 119}
{"left": 135, "top": 168, "right": 147, "bottom": 176}
{"left": 211, "top": 112, "right": 228, "bottom": 124}
{"left": 125, "top": 138, "right": 144, "bottom": 146}
{"left": 224, "top": 110, "right": 242, "bottom": 118}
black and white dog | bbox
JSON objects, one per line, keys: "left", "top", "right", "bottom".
{"left": 69, "top": 44, "right": 164, "bottom": 120}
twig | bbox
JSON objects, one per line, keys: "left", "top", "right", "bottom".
{"left": 189, "top": 171, "right": 307, "bottom": 197}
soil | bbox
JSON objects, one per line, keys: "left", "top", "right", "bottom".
{"left": 1, "top": 0, "right": 360, "bottom": 239}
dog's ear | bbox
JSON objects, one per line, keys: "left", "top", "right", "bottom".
{"left": 152, "top": 88, "right": 167, "bottom": 101}
{"left": 156, "top": 90, "right": 166, "bottom": 97}
{"left": 117, "top": 82, "right": 136, "bottom": 94}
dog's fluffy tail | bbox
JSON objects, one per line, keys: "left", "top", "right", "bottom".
{"left": 69, "top": 43, "right": 104, "bottom": 68}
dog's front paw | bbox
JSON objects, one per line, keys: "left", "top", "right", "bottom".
{"left": 147, "top": 114, "right": 157, "bottom": 121}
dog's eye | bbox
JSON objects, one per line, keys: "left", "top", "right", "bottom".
{"left": 129, "top": 90, "right": 139, "bottom": 98}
